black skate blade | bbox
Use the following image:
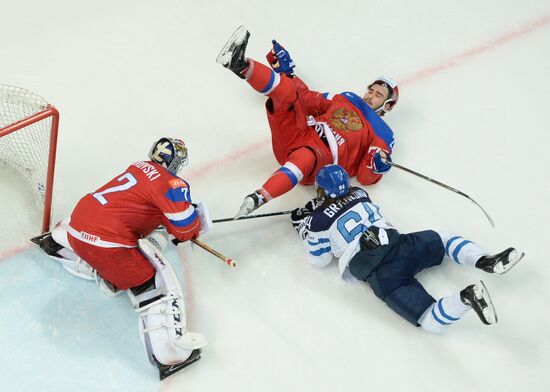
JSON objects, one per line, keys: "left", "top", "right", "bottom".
{"left": 30, "top": 232, "right": 50, "bottom": 245}
{"left": 155, "top": 349, "right": 201, "bottom": 381}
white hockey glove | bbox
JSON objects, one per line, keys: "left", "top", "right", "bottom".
{"left": 195, "top": 202, "right": 213, "bottom": 236}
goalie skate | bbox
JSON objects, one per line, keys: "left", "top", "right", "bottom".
{"left": 476, "top": 247, "right": 525, "bottom": 274}
{"left": 153, "top": 348, "right": 201, "bottom": 380}
{"left": 216, "top": 25, "right": 250, "bottom": 74}
{"left": 460, "top": 280, "right": 498, "bottom": 325}
{"left": 31, "top": 232, "right": 61, "bottom": 254}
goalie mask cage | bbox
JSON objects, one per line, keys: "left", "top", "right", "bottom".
{"left": 0, "top": 85, "right": 59, "bottom": 233}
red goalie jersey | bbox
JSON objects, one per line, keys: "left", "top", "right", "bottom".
{"left": 68, "top": 160, "right": 201, "bottom": 248}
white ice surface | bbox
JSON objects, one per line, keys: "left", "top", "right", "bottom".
{"left": 1, "top": 1, "right": 549, "bottom": 391}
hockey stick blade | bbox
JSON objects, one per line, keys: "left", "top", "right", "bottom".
{"left": 385, "top": 159, "right": 495, "bottom": 227}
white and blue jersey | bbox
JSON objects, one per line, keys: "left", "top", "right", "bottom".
{"left": 303, "top": 188, "right": 393, "bottom": 281}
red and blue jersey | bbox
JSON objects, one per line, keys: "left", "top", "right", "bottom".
{"left": 68, "top": 161, "right": 201, "bottom": 247}
{"left": 298, "top": 83, "right": 395, "bottom": 185}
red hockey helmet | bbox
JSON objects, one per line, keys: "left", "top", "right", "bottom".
{"left": 369, "top": 76, "right": 399, "bottom": 115}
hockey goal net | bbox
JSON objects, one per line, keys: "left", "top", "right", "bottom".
{"left": 0, "top": 85, "right": 59, "bottom": 233}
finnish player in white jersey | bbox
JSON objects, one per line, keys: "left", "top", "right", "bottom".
{"left": 291, "top": 164, "right": 525, "bottom": 332}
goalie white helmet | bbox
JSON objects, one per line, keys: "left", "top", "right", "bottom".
{"left": 148, "top": 137, "right": 188, "bottom": 175}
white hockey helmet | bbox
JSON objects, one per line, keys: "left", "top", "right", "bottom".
{"left": 369, "top": 76, "right": 399, "bottom": 115}
{"left": 148, "top": 137, "right": 188, "bottom": 175}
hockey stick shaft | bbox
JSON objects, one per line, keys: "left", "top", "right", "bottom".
{"left": 191, "top": 239, "right": 236, "bottom": 267}
{"left": 384, "top": 159, "right": 495, "bottom": 227}
{"left": 212, "top": 210, "right": 292, "bottom": 223}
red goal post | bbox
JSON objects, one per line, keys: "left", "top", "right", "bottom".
{"left": 0, "top": 85, "right": 59, "bottom": 233}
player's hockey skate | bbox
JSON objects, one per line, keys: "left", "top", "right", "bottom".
{"left": 216, "top": 25, "right": 250, "bottom": 78}
{"left": 152, "top": 348, "right": 201, "bottom": 380}
{"left": 460, "top": 280, "right": 498, "bottom": 325}
{"left": 235, "top": 190, "right": 265, "bottom": 219}
{"left": 476, "top": 247, "right": 525, "bottom": 274}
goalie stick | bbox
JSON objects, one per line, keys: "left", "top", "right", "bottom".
{"left": 172, "top": 238, "right": 236, "bottom": 268}
{"left": 383, "top": 158, "right": 495, "bottom": 227}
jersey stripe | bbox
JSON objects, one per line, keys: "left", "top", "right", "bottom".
{"left": 164, "top": 208, "right": 198, "bottom": 227}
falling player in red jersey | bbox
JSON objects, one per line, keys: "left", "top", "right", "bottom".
{"left": 32, "top": 137, "right": 210, "bottom": 379}
{"left": 217, "top": 26, "right": 399, "bottom": 218}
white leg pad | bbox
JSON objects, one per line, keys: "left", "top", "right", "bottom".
{"left": 146, "top": 226, "right": 169, "bottom": 252}
{"left": 52, "top": 218, "right": 75, "bottom": 252}
{"left": 133, "top": 239, "right": 207, "bottom": 366}
{"left": 49, "top": 254, "right": 96, "bottom": 280}
{"left": 49, "top": 219, "right": 96, "bottom": 281}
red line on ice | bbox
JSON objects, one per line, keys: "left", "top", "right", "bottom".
{"left": 2, "top": 15, "right": 548, "bottom": 261}
{"left": 399, "top": 14, "right": 550, "bottom": 85}
{"left": 185, "top": 14, "right": 550, "bottom": 183}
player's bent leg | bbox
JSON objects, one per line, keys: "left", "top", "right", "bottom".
{"left": 129, "top": 239, "right": 206, "bottom": 379}
{"left": 418, "top": 290, "right": 473, "bottom": 334}
{"left": 261, "top": 148, "right": 316, "bottom": 199}
{"left": 437, "top": 231, "right": 525, "bottom": 273}
{"left": 437, "top": 231, "right": 487, "bottom": 267}
{"left": 235, "top": 147, "right": 317, "bottom": 218}
{"left": 370, "top": 278, "right": 437, "bottom": 326}
{"left": 419, "top": 281, "right": 497, "bottom": 333}
{"left": 244, "top": 60, "right": 298, "bottom": 104}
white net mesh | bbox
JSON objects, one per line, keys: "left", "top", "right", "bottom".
{"left": 0, "top": 84, "right": 53, "bottom": 207}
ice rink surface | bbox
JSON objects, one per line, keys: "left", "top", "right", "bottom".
{"left": 1, "top": 1, "right": 549, "bottom": 391}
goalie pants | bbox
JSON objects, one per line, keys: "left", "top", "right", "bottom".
{"left": 67, "top": 235, "right": 155, "bottom": 290}
{"left": 348, "top": 229, "right": 446, "bottom": 325}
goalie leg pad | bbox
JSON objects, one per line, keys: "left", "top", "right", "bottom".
{"left": 132, "top": 239, "right": 207, "bottom": 368}
{"left": 52, "top": 254, "right": 96, "bottom": 281}
{"left": 147, "top": 227, "right": 169, "bottom": 252}
{"left": 51, "top": 218, "right": 75, "bottom": 252}
{"left": 32, "top": 220, "right": 96, "bottom": 281}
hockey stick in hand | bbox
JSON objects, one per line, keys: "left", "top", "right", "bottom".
{"left": 173, "top": 238, "right": 236, "bottom": 267}
{"left": 191, "top": 239, "right": 236, "bottom": 267}
{"left": 383, "top": 159, "right": 495, "bottom": 227}
{"left": 213, "top": 210, "right": 292, "bottom": 223}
